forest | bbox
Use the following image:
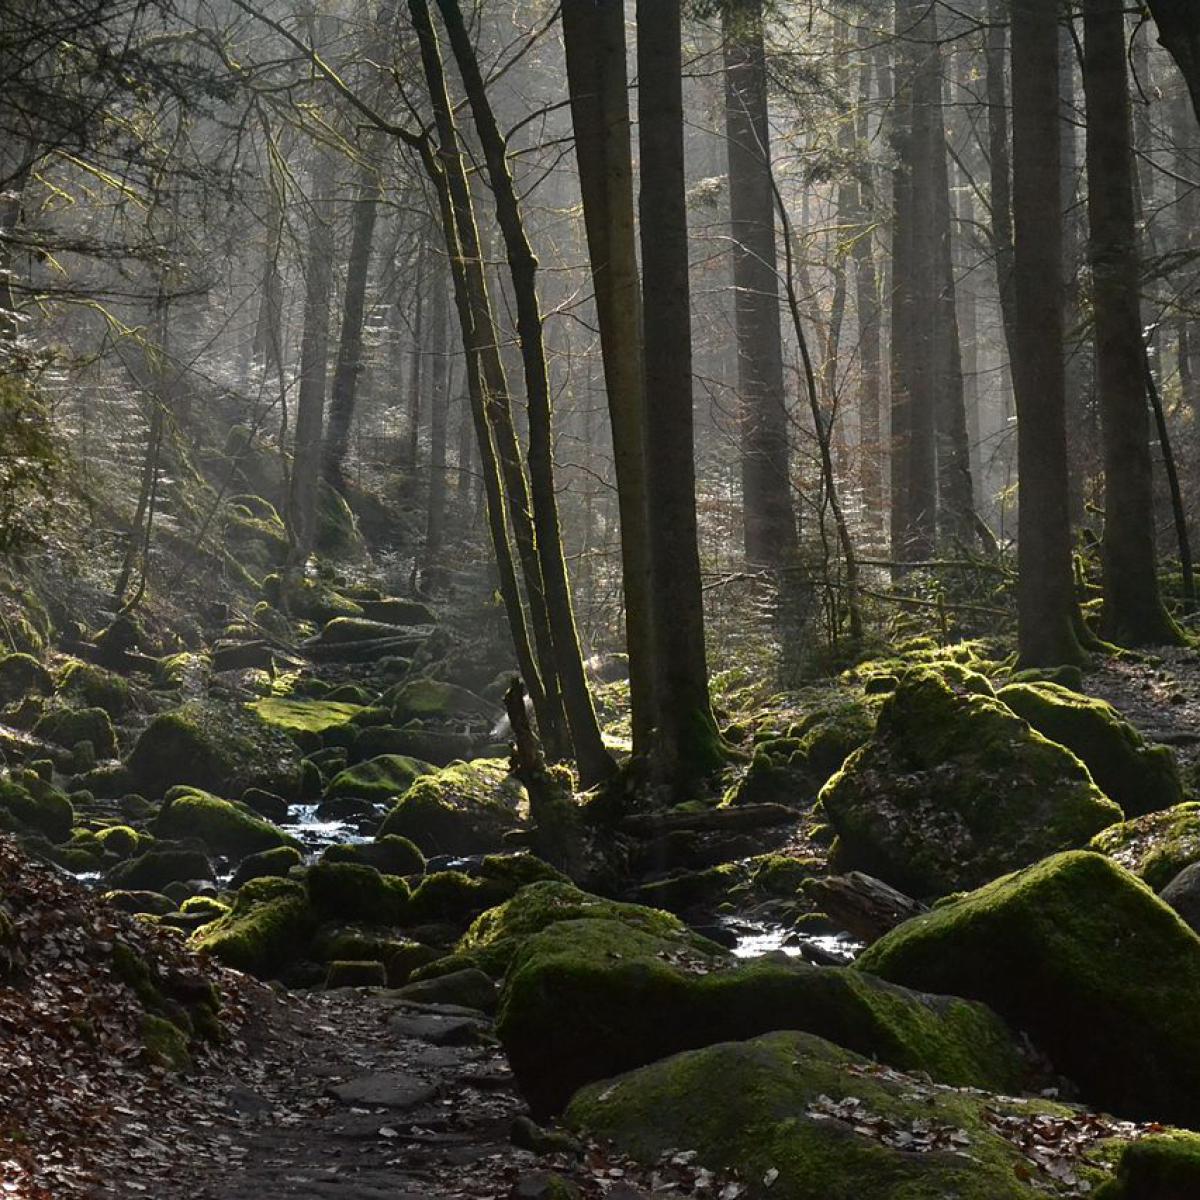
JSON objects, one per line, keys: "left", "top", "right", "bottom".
{"left": 6, "top": 0, "right": 1200, "bottom": 1196}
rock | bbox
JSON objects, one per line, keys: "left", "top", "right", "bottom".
{"left": 802, "top": 872, "right": 927, "bottom": 944}
{"left": 313, "top": 617, "right": 425, "bottom": 646}
{"left": 1089, "top": 803, "right": 1200, "bottom": 889}
{"left": 510, "top": 1172, "right": 581, "bottom": 1200}
{"left": 190, "top": 877, "right": 316, "bottom": 978}
{"left": 325, "top": 960, "right": 386, "bottom": 988}
{"left": 376, "top": 759, "right": 528, "bottom": 856}
{"left": 54, "top": 660, "right": 131, "bottom": 717}
{"left": 998, "top": 681, "right": 1182, "bottom": 816}
{"left": 230, "top": 844, "right": 303, "bottom": 889}
{"left": 1161, "top": 859, "right": 1200, "bottom": 935}
{"left": 384, "top": 678, "right": 496, "bottom": 724}
{"left": 359, "top": 598, "right": 437, "bottom": 626}
{"left": 102, "top": 889, "right": 177, "bottom": 916}
{"left": 321, "top": 835, "right": 425, "bottom": 877}
{"left": 33, "top": 706, "right": 117, "bottom": 759}
{"left": 1096, "top": 1131, "right": 1200, "bottom": 1199}
{"left": 322, "top": 754, "right": 433, "bottom": 807}
{"left": 1009, "top": 663, "right": 1086, "bottom": 692}
{"left": 510, "top": 1116, "right": 583, "bottom": 1159}
{"left": 619, "top": 802, "right": 797, "bottom": 838}
{"left": 818, "top": 670, "right": 1122, "bottom": 897}
{"left": 390, "top": 967, "right": 496, "bottom": 1012}
{"left": 857, "top": 850, "right": 1200, "bottom": 1127}
{"left": 496, "top": 914, "right": 1027, "bottom": 1117}
{"left": 387, "top": 1010, "right": 483, "bottom": 1045}
{"left": 240, "top": 787, "right": 290, "bottom": 824}
{"left": 0, "top": 652, "right": 51, "bottom": 705}
{"left": 306, "top": 860, "right": 410, "bottom": 924}
{"left": 126, "top": 701, "right": 303, "bottom": 800}
{"left": 155, "top": 787, "right": 300, "bottom": 861}
{"left": 0, "top": 774, "right": 73, "bottom": 842}
{"left": 109, "top": 847, "right": 214, "bottom": 892}
{"left": 406, "top": 871, "right": 508, "bottom": 927}
{"left": 248, "top": 697, "right": 366, "bottom": 737}
{"left": 567, "top": 1030, "right": 1085, "bottom": 1200}
{"left": 354, "top": 725, "right": 475, "bottom": 767}
{"left": 328, "top": 1073, "right": 437, "bottom": 1109}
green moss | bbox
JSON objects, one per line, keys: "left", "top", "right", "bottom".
{"left": 998, "top": 681, "right": 1182, "bottom": 816}
{"left": 0, "top": 775, "right": 72, "bottom": 841}
{"left": 262, "top": 573, "right": 363, "bottom": 623}
{"left": 229, "top": 844, "right": 302, "bottom": 888}
{"left": 141, "top": 1013, "right": 192, "bottom": 1071}
{"left": 1089, "top": 803, "right": 1200, "bottom": 890}
{"left": 55, "top": 660, "right": 131, "bottom": 717}
{"left": 108, "top": 847, "right": 213, "bottom": 892}
{"left": 786, "top": 693, "right": 883, "bottom": 790}
{"left": 385, "top": 678, "right": 494, "bottom": 722}
{"left": 96, "top": 824, "right": 140, "bottom": 858}
{"left": 306, "top": 861, "right": 410, "bottom": 924}
{"left": 33, "top": 706, "right": 117, "bottom": 758}
{"left": 376, "top": 758, "right": 526, "bottom": 855}
{"left": 498, "top": 917, "right": 1027, "bottom": 1117}
{"left": 103, "top": 889, "right": 177, "bottom": 916}
{"left": 155, "top": 787, "right": 299, "bottom": 860}
{"left": 857, "top": 851, "right": 1200, "bottom": 1127}
{"left": 179, "top": 895, "right": 229, "bottom": 923}
{"left": 321, "top": 835, "right": 425, "bottom": 877}
{"left": 567, "top": 1031, "right": 1090, "bottom": 1200}
{"left": 248, "top": 697, "right": 366, "bottom": 736}
{"left": 322, "top": 754, "right": 433, "bottom": 806}
{"left": 0, "top": 652, "right": 51, "bottom": 705}
{"left": 818, "top": 671, "right": 1122, "bottom": 896}
{"left": 406, "top": 870, "right": 506, "bottom": 926}
{"left": 360, "top": 598, "right": 436, "bottom": 626}
{"left": 325, "top": 959, "right": 386, "bottom": 988}
{"left": 1095, "top": 1132, "right": 1200, "bottom": 1199}
{"left": 190, "top": 877, "right": 315, "bottom": 978}
{"left": 316, "top": 617, "right": 411, "bottom": 645}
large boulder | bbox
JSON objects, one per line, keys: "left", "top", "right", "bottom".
{"left": 1089, "top": 803, "right": 1200, "bottom": 890}
{"left": 1096, "top": 1132, "right": 1200, "bottom": 1199}
{"left": 190, "top": 877, "right": 315, "bottom": 977}
{"left": 384, "top": 678, "right": 496, "bottom": 725}
{"left": 108, "top": 847, "right": 214, "bottom": 892}
{"left": 568, "top": 1031, "right": 1103, "bottom": 1200}
{"left": 0, "top": 772, "right": 73, "bottom": 842}
{"left": 1161, "top": 863, "right": 1200, "bottom": 934}
{"left": 376, "top": 758, "right": 526, "bottom": 856}
{"left": 998, "top": 681, "right": 1182, "bottom": 816}
{"left": 496, "top": 914, "right": 1028, "bottom": 1116}
{"left": 818, "top": 671, "right": 1122, "bottom": 896}
{"left": 248, "top": 697, "right": 366, "bottom": 738}
{"left": 33, "top": 706, "right": 117, "bottom": 759}
{"left": 154, "top": 787, "right": 299, "bottom": 861}
{"left": 0, "top": 652, "right": 51, "bottom": 705}
{"left": 54, "top": 660, "right": 132, "bottom": 717}
{"left": 321, "top": 835, "right": 425, "bottom": 877}
{"left": 857, "top": 851, "right": 1200, "bottom": 1128}
{"left": 321, "top": 755, "right": 433, "bottom": 808}
{"left": 305, "top": 861, "right": 410, "bottom": 924}
{"left": 126, "top": 701, "right": 303, "bottom": 799}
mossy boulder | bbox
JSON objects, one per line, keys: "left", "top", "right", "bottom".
{"left": 306, "top": 860, "right": 410, "bottom": 924}
{"left": 190, "top": 877, "right": 316, "bottom": 977}
{"left": 818, "top": 671, "right": 1122, "bottom": 896}
{"left": 325, "top": 960, "right": 386, "bottom": 988}
{"left": 0, "top": 774, "right": 73, "bottom": 842}
{"left": 998, "top": 681, "right": 1182, "bottom": 817}
{"left": 376, "top": 758, "right": 526, "bottom": 856}
{"left": 1096, "top": 1132, "right": 1200, "bottom": 1199}
{"left": 359, "top": 598, "right": 436, "bottom": 626}
{"left": 230, "top": 844, "right": 303, "bottom": 888}
{"left": 33, "top": 706, "right": 117, "bottom": 758}
{"left": 322, "top": 755, "right": 433, "bottom": 807}
{"left": 262, "top": 572, "right": 363, "bottom": 624}
{"left": 103, "top": 889, "right": 177, "bottom": 916}
{"left": 108, "top": 847, "right": 214, "bottom": 892}
{"left": 857, "top": 851, "right": 1200, "bottom": 1127}
{"left": 1089, "top": 803, "right": 1200, "bottom": 891}
{"left": 55, "top": 660, "right": 131, "bottom": 717}
{"left": 96, "top": 824, "right": 140, "bottom": 858}
{"left": 315, "top": 617, "right": 415, "bottom": 646}
{"left": 385, "top": 678, "right": 495, "bottom": 724}
{"left": 126, "top": 701, "right": 303, "bottom": 801}
{"left": 567, "top": 1031, "right": 1096, "bottom": 1200}
{"left": 406, "top": 870, "right": 507, "bottom": 926}
{"left": 497, "top": 916, "right": 1028, "bottom": 1116}
{"left": 0, "top": 652, "right": 51, "bottom": 705}
{"left": 786, "top": 694, "right": 882, "bottom": 791}
{"left": 321, "top": 835, "right": 424, "bottom": 877}
{"left": 155, "top": 787, "right": 299, "bottom": 861}
{"left": 141, "top": 1013, "right": 192, "bottom": 1071}
{"left": 248, "top": 697, "right": 366, "bottom": 737}
{"left": 353, "top": 725, "right": 475, "bottom": 767}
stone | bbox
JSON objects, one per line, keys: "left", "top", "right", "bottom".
{"left": 1160, "top": 861, "right": 1200, "bottom": 933}
{"left": 328, "top": 1073, "right": 437, "bottom": 1110}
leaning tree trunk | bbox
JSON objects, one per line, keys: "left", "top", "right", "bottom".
{"left": 1010, "top": 0, "right": 1088, "bottom": 666}
{"left": 437, "top": 0, "right": 615, "bottom": 787}
{"left": 1083, "top": 0, "right": 1182, "bottom": 646}
{"left": 637, "top": 0, "right": 725, "bottom": 783}
{"left": 1146, "top": 0, "right": 1200, "bottom": 124}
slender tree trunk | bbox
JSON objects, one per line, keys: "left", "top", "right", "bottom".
{"left": 456, "top": 387, "right": 474, "bottom": 504}
{"left": 637, "top": 0, "right": 724, "bottom": 782}
{"left": 252, "top": 128, "right": 287, "bottom": 378}
{"left": 407, "top": 248, "right": 425, "bottom": 470}
{"left": 562, "top": 0, "right": 656, "bottom": 758}
{"left": 1083, "top": 0, "right": 1181, "bottom": 645}
{"left": 985, "top": 0, "right": 1019, "bottom": 367}
{"left": 437, "top": 0, "right": 615, "bottom": 786}
{"left": 323, "top": 167, "right": 382, "bottom": 492}
{"left": 722, "top": 0, "right": 797, "bottom": 566}
{"left": 424, "top": 257, "right": 450, "bottom": 557}
{"left": 1011, "top": 0, "right": 1087, "bottom": 666}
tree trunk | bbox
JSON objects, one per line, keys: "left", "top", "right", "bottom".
{"left": 985, "top": 0, "right": 1019, "bottom": 367}
{"left": 437, "top": 0, "right": 615, "bottom": 787}
{"left": 637, "top": 0, "right": 725, "bottom": 782}
{"left": 722, "top": 0, "right": 797, "bottom": 567}
{"left": 1148, "top": 0, "right": 1200, "bottom": 122}
{"left": 1083, "top": 0, "right": 1181, "bottom": 645}
{"left": 424, "top": 257, "right": 450, "bottom": 557}
{"left": 407, "top": 247, "right": 425, "bottom": 470}
{"left": 1010, "top": 0, "right": 1087, "bottom": 666}
{"left": 562, "top": 0, "right": 656, "bottom": 758}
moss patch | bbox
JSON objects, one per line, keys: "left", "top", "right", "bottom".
{"left": 858, "top": 851, "right": 1200, "bottom": 1127}
{"left": 55, "top": 660, "right": 132, "bottom": 717}
{"left": 321, "top": 835, "right": 425, "bottom": 877}
{"left": 248, "top": 697, "right": 366, "bottom": 736}
{"left": 1089, "top": 803, "right": 1200, "bottom": 890}
{"left": 0, "top": 774, "right": 73, "bottom": 842}
{"left": 155, "top": 787, "right": 299, "bottom": 861}
{"left": 33, "top": 706, "right": 117, "bottom": 758}
{"left": 322, "top": 755, "right": 433, "bottom": 807}
{"left": 190, "top": 877, "right": 315, "bottom": 978}
{"left": 1095, "top": 1131, "right": 1200, "bottom": 1199}
{"left": 306, "top": 861, "right": 410, "bottom": 924}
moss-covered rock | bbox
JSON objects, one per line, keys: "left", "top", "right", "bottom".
{"left": 190, "top": 877, "right": 316, "bottom": 977}
{"left": 786, "top": 694, "right": 882, "bottom": 791}
{"left": 818, "top": 671, "right": 1122, "bottom": 896}
{"left": 325, "top": 960, "right": 386, "bottom": 988}
{"left": 322, "top": 755, "right": 433, "bottom": 807}
{"left": 0, "top": 774, "right": 73, "bottom": 842}
{"left": 998, "top": 681, "right": 1182, "bottom": 817}
{"left": 857, "top": 851, "right": 1200, "bottom": 1127}
{"left": 155, "top": 788, "right": 299, "bottom": 861}
{"left": 405, "top": 870, "right": 506, "bottom": 926}
{"left": 230, "top": 844, "right": 302, "bottom": 888}
{"left": 262, "top": 572, "right": 362, "bottom": 624}
{"left": 0, "top": 652, "right": 51, "bottom": 705}
{"left": 353, "top": 725, "right": 474, "bottom": 767}
{"left": 1088, "top": 803, "right": 1200, "bottom": 891}
{"left": 321, "top": 835, "right": 424, "bottom": 877}
{"left": 306, "top": 860, "right": 410, "bottom": 924}
{"left": 96, "top": 824, "right": 140, "bottom": 858}
{"left": 385, "top": 678, "right": 495, "bottom": 724}
{"left": 1095, "top": 1131, "right": 1200, "bottom": 1199}
{"left": 141, "top": 1013, "right": 192, "bottom": 1071}
{"left": 499, "top": 915, "right": 1028, "bottom": 1117}
{"left": 567, "top": 1031, "right": 1094, "bottom": 1200}
{"left": 179, "top": 895, "right": 229, "bottom": 923}
{"left": 33, "top": 706, "right": 117, "bottom": 758}
{"left": 103, "top": 889, "right": 177, "bottom": 916}
{"left": 376, "top": 758, "right": 526, "bottom": 856}
{"left": 316, "top": 617, "right": 415, "bottom": 645}
{"left": 248, "top": 697, "right": 366, "bottom": 737}
{"left": 108, "top": 847, "right": 214, "bottom": 892}
{"left": 360, "top": 598, "right": 436, "bottom": 627}
{"left": 126, "top": 701, "right": 303, "bottom": 800}
{"left": 55, "top": 660, "right": 132, "bottom": 717}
